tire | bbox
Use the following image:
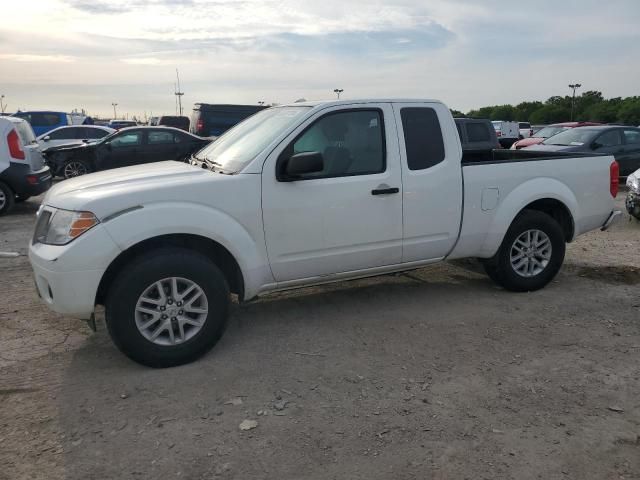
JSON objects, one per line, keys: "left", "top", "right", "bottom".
{"left": 486, "top": 210, "right": 565, "bottom": 292}
{"left": 15, "top": 195, "right": 31, "bottom": 203}
{"left": 105, "top": 247, "right": 230, "bottom": 367}
{"left": 63, "top": 158, "right": 92, "bottom": 179}
{"left": 0, "top": 182, "right": 15, "bottom": 216}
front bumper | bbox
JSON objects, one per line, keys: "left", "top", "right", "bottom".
{"left": 601, "top": 210, "right": 622, "bottom": 231}
{"left": 28, "top": 223, "right": 121, "bottom": 319}
{"left": 626, "top": 191, "right": 640, "bottom": 219}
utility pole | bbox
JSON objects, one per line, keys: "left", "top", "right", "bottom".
{"left": 111, "top": 102, "right": 118, "bottom": 119}
{"left": 0, "top": 95, "right": 6, "bottom": 114}
{"left": 568, "top": 83, "right": 582, "bottom": 121}
{"left": 174, "top": 69, "right": 184, "bottom": 116}
{"left": 333, "top": 88, "right": 344, "bottom": 100}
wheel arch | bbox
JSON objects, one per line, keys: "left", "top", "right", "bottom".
{"left": 95, "top": 233, "right": 244, "bottom": 306}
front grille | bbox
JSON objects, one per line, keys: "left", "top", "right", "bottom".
{"left": 32, "top": 210, "right": 52, "bottom": 245}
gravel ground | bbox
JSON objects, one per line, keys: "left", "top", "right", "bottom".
{"left": 1, "top": 192, "right": 639, "bottom": 480}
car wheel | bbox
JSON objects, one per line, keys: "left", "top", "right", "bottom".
{"left": 0, "top": 182, "right": 15, "bottom": 215}
{"left": 487, "top": 210, "right": 565, "bottom": 292}
{"left": 105, "top": 247, "right": 230, "bottom": 368}
{"left": 63, "top": 159, "right": 91, "bottom": 179}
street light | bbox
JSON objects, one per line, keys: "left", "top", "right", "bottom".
{"left": 111, "top": 102, "right": 118, "bottom": 119}
{"left": 568, "top": 83, "right": 582, "bottom": 121}
{"left": 0, "top": 95, "right": 6, "bottom": 114}
{"left": 333, "top": 88, "right": 344, "bottom": 100}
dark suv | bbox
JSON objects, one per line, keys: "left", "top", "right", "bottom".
{"left": 190, "top": 104, "right": 267, "bottom": 138}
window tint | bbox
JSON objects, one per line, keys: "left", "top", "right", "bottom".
{"left": 596, "top": 130, "right": 622, "bottom": 148}
{"left": 14, "top": 122, "right": 36, "bottom": 144}
{"left": 47, "top": 128, "right": 73, "bottom": 140}
{"left": 29, "top": 113, "right": 62, "bottom": 127}
{"left": 623, "top": 129, "right": 640, "bottom": 145}
{"left": 467, "top": 122, "right": 491, "bottom": 142}
{"left": 290, "top": 110, "right": 385, "bottom": 178}
{"left": 148, "top": 131, "right": 176, "bottom": 144}
{"left": 111, "top": 132, "right": 141, "bottom": 147}
{"left": 85, "top": 128, "right": 110, "bottom": 139}
{"left": 400, "top": 108, "right": 445, "bottom": 170}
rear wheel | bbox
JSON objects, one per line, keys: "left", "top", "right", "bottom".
{"left": 63, "top": 159, "right": 91, "bottom": 179}
{"left": 105, "top": 247, "right": 230, "bottom": 367}
{"left": 0, "top": 182, "right": 15, "bottom": 215}
{"left": 485, "top": 210, "right": 565, "bottom": 292}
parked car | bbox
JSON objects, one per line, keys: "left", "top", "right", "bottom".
{"left": 455, "top": 118, "right": 501, "bottom": 162}
{"left": 12, "top": 111, "right": 72, "bottom": 136}
{"left": 44, "top": 126, "right": 211, "bottom": 179}
{"left": 158, "top": 115, "right": 190, "bottom": 131}
{"left": 0, "top": 117, "right": 52, "bottom": 214}
{"left": 518, "top": 122, "right": 533, "bottom": 139}
{"left": 525, "top": 125, "right": 640, "bottom": 176}
{"left": 37, "top": 125, "right": 115, "bottom": 151}
{"left": 190, "top": 103, "right": 267, "bottom": 137}
{"left": 626, "top": 168, "right": 640, "bottom": 220}
{"left": 491, "top": 120, "right": 520, "bottom": 148}
{"left": 149, "top": 117, "right": 159, "bottom": 126}
{"left": 29, "top": 99, "right": 620, "bottom": 367}
{"left": 511, "top": 122, "right": 602, "bottom": 150}
{"left": 108, "top": 120, "right": 138, "bottom": 130}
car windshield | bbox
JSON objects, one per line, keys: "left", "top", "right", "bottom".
{"left": 542, "top": 128, "right": 597, "bottom": 146}
{"left": 196, "top": 106, "right": 311, "bottom": 172}
{"left": 534, "top": 126, "right": 568, "bottom": 138}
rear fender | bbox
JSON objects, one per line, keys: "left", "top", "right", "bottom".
{"left": 479, "top": 178, "right": 578, "bottom": 258}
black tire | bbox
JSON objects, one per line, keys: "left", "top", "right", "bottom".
{"left": 63, "top": 158, "right": 92, "bottom": 179}
{"left": 0, "top": 182, "right": 15, "bottom": 216}
{"left": 486, "top": 210, "right": 565, "bottom": 292}
{"left": 15, "top": 195, "right": 31, "bottom": 203}
{"left": 105, "top": 247, "right": 230, "bottom": 367}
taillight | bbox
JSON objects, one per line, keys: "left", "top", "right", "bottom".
{"left": 196, "top": 118, "right": 204, "bottom": 134}
{"left": 610, "top": 161, "right": 619, "bottom": 198}
{"left": 7, "top": 129, "right": 25, "bottom": 160}
{"left": 529, "top": 128, "right": 533, "bottom": 136}
{"left": 496, "top": 131, "right": 502, "bottom": 137}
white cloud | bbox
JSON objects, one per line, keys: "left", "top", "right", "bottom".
{"left": 0, "top": 54, "right": 76, "bottom": 63}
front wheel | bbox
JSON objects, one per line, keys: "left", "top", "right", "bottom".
{"left": 105, "top": 247, "right": 230, "bottom": 367}
{"left": 63, "top": 158, "right": 92, "bottom": 179}
{"left": 485, "top": 210, "right": 565, "bottom": 292}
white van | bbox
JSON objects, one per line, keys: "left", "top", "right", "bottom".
{"left": 491, "top": 121, "right": 520, "bottom": 148}
{"left": 0, "top": 117, "right": 52, "bottom": 214}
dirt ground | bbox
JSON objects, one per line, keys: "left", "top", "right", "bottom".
{"left": 1, "top": 192, "right": 639, "bottom": 480}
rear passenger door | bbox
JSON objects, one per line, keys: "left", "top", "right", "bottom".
{"left": 145, "top": 130, "right": 181, "bottom": 163}
{"left": 392, "top": 103, "right": 464, "bottom": 263}
{"left": 621, "top": 129, "right": 640, "bottom": 176}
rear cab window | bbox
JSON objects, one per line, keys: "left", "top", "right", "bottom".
{"left": 400, "top": 107, "right": 445, "bottom": 170}
{"left": 467, "top": 122, "right": 491, "bottom": 142}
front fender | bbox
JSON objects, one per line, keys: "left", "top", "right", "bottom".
{"left": 101, "top": 201, "right": 273, "bottom": 299}
{"left": 479, "top": 177, "right": 578, "bottom": 258}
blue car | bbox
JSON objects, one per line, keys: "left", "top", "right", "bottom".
{"left": 12, "top": 111, "right": 72, "bottom": 136}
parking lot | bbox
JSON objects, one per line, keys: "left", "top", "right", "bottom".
{"left": 1, "top": 192, "right": 639, "bottom": 479}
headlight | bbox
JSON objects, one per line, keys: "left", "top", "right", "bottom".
{"left": 627, "top": 174, "right": 640, "bottom": 193}
{"left": 33, "top": 208, "right": 99, "bottom": 245}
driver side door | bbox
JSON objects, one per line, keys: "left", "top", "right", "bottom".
{"left": 97, "top": 130, "right": 143, "bottom": 171}
{"left": 261, "top": 104, "right": 403, "bottom": 283}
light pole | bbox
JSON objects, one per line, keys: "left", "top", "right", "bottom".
{"left": 111, "top": 102, "right": 118, "bottom": 119}
{"left": 568, "top": 83, "right": 582, "bottom": 121}
{"left": 333, "top": 88, "right": 343, "bottom": 100}
{"left": 0, "top": 95, "right": 5, "bottom": 113}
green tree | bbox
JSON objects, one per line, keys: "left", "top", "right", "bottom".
{"left": 617, "top": 98, "right": 640, "bottom": 125}
{"left": 489, "top": 105, "right": 516, "bottom": 121}
{"left": 529, "top": 105, "right": 571, "bottom": 124}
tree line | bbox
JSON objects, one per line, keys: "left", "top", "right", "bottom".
{"left": 451, "top": 91, "right": 640, "bottom": 126}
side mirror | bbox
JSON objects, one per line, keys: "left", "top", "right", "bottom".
{"left": 284, "top": 151, "right": 324, "bottom": 179}
{"left": 43, "top": 136, "right": 50, "bottom": 142}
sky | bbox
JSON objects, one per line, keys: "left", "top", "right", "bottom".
{"left": 0, "top": 0, "right": 639, "bottom": 118}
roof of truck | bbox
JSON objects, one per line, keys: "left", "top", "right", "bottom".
{"left": 286, "top": 99, "right": 442, "bottom": 108}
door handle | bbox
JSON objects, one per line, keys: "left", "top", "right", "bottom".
{"left": 371, "top": 187, "right": 399, "bottom": 195}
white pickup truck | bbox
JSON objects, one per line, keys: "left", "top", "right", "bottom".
{"left": 29, "top": 99, "right": 621, "bottom": 367}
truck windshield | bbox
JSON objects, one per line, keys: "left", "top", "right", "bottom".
{"left": 195, "top": 106, "right": 310, "bottom": 172}
{"left": 542, "top": 128, "right": 597, "bottom": 146}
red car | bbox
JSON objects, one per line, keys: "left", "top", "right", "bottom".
{"left": 511, "top": 121, "right": 602, "bottom": 149}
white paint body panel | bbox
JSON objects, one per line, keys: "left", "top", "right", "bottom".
{"left": 27, "top": 99, "right": 617, "bottom": 319}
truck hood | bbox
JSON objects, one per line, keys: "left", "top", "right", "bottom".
{"left": 43, "top": 161, "right": 222, "bottom": 216}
